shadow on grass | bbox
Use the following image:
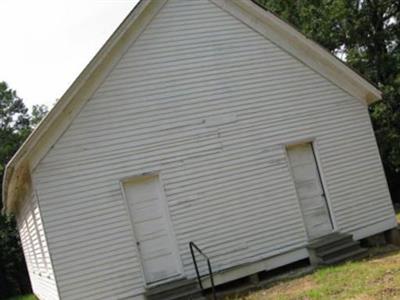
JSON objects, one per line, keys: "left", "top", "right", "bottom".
{"left": 362, "top": 244, "right": 400, "bottom": 261}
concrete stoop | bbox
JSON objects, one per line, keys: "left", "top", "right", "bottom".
{"left": 145, "top": 279, "right": 205, "bottom": 300}
{"left": 308, "top": 232, "right": 368, "bottom": 266}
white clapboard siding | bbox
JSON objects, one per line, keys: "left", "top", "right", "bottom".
{"left": 17, "top": 194, "right": 59, "bottom": 300}
{"left": 32, "top": 0, "right": 395, "bottom": 299}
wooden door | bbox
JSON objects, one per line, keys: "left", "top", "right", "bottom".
{"left": 287, "top": 143, "right": 333, "bottom": 239}
{"left": 123, "top": 176, "right": 181, "bottom": 284}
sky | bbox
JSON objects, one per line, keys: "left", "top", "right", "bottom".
{"left": 0, "top": 0, "right": 140, "bottom": 110}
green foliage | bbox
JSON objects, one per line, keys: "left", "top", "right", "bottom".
{"left": 31, "top": 105, "right": 48, "bottom": 128}
{"left": 255, "top": 0, "right": 400, "bottom": 201}
{"left": 0, "top": 216, "right": 31, "bottom": 299}
{"left": 0, "top": 82, "right": 31, "bottom": 200}
{"left": 0, "top": 82, "right": 48, "bottom": 299}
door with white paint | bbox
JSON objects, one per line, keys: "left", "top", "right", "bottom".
{"left": 123, "top": 176, "right": 181, "bottom": 284}
{"left": 287, "top": 143, "right": 333, "bottom": 239}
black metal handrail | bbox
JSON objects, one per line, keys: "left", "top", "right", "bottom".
{"left": 189, "top": 241, "right": 217, "bottom": 300}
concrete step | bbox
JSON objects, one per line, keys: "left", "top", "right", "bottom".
{"left": 308, "top": 232, "right": 353, "bottom": 252}
{"left": 321, "top": 247, "right": 368, "bottom": 265}
{"left": 146, "top": 279, "right": 197, "bottom": 294}
{"left": 317, "top": 241, "right": 361, "bottom": 261}
{"left": 146, "top": 288, "right": 204, "bottom": 300}
{"left": 308, "top": 232, "right": 367, "bottom": 266}
{"left": 145, "top": 279, "right": 204, "bottom": 300}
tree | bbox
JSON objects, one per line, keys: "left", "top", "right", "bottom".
{"left": 31, "top": 104, "right": 48, "bottom": 127}
{"left": 0, "top": 81, "right": 48, "bottom": 298}
{"left": 255, "top": 0, "right": 400, "bottom": 201}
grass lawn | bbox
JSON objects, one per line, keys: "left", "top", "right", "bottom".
{"left": 396, "top": 210, "right": 400, "bottom": 224}
{"left": 226, "top": 245, "right": 400, "bottom": 300}
{"left": 7, "top": 295, "right": 36, "bottom": 300}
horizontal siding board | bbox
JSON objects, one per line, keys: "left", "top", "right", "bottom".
{"left": 171, "top": 191, "right": 299, "bottom": 227}
{"left": 168, "top": 175, "right": 294, "bottom": 209}
{"left": 31, "top": 0, "right": 395, "bottom": 299}
{"left": 46, "top": 220, "right": 133, "bottom": 246}
{"left": 175, "top": 214, "right": 306, "bottom": 252}
{"left": 91, "top": 74, "right": 329, "bottom": 113}
{"left": 55, "top": 244, "right": 141, "bottom": 270}
{"left": 58, "top": 256, "right": 140, "bottom": 281}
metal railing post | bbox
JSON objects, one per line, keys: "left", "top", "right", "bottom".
{"left": 189, "top": 242, "right": 204, "bottom": 291}
{"left": 189, "top": 241, "right": 217, "bottom": 300}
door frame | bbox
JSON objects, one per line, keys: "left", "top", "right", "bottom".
{"left": 284, "top": 138, "right": 338, "bottom": 239}
{"left": 119, "top": 171, "right": 184, "bottom": 287}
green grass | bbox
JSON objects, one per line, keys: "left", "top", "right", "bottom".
{"left": 226, "top": 245, "right": 400, "bottom": 300}
{"left": 7, "top": 295, "right": 36, "bottom": 300}
{"left": 396, "top": 210, "right": 400, "bottom": 223}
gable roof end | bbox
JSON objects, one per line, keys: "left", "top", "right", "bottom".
{"left": 2, "top": 0, "right": 382, "bottom": 214}
{"left": 211, "top": 0, "right": 381, "bottom": 104}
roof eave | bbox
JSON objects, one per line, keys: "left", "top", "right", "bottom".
{"left": 365, "top": 87, "right": 382, "bottom": 105}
